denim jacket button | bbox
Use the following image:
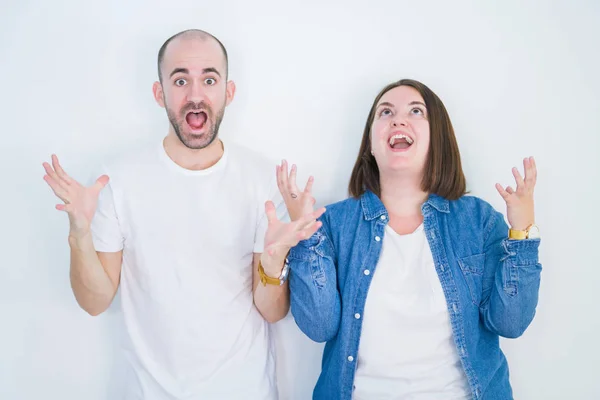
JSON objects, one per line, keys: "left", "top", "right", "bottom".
{"left": 347, "top": 356, "right": 354, "bottom": 362}
{"left": 354, "top": 313, "right": 361, "bottom": 319}
{"left": 375, "top": 236, "right": 381, "bottom": 242}
{"left": 364, "top": 270, "right": 370, "bottom": 276}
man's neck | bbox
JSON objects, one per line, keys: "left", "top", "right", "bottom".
{"left": 163, "top": 133, "right": 224, "bottom": 171}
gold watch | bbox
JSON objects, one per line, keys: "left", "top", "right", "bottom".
{"left": 258, "top": 258, "right": 290, "bottom": 286}
{"left": 509, "top": 224, "right": 540, "bottom": 240}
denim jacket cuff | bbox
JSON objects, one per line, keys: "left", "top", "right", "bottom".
{"left": 502, "top": 238, "right": 541, "bottom": 266}
{"left": 288, "top": 231, "right": 323, "bottom": 262}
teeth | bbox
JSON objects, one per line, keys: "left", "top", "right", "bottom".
{"left": 389, "top": 134, "right": 414, "bottom": 146}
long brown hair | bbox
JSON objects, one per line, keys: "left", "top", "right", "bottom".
{"left": 348, "top": 79, "right": 466, "bottom": 200}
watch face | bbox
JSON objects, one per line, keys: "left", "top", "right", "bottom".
{"left": 528, "top": 225, "right": 541, "bottom": 239}
{"left": 279, "top": 263, "right": 290, "bottom": 281}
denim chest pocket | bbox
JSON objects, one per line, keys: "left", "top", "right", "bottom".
{"left": 457, "top": 253, "right": 486, "bottom": 306}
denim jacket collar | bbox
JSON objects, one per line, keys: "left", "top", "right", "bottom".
{"left": 360, "top": 190, "right": 450, "bottom": 221}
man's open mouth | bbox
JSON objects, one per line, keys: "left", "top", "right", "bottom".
{"left": 185, "top": 110, "right": 208, "bottom": 130}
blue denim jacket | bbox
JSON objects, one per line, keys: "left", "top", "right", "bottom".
{"left": 288, "top": 191, "right": 542, "bottom": 400}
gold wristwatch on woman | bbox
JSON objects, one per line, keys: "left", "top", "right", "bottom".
{"left": 509, "top": 224, "right": 540, "bottom": 240}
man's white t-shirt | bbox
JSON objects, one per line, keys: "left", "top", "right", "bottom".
{"left": 91, "top": 140, "right": 285, "bottom": 400}
{"left": 353, "top": 224, "right": 470, "bottom": 400}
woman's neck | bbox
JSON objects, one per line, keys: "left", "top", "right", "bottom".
{"left": 379, "top": 172, "right": 428, "bottom": 235}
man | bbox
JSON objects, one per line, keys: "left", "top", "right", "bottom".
{"left": 42, "top": 29, "right": 293, "bottom": 400}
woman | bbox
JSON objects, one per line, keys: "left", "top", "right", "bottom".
{"left": 258, "top": 79, "right": 541, "bottom": 399}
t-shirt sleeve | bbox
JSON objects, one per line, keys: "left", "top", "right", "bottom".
{"left": 90, "top": 167, "right": 124, "bottom": 253}
{"left": 254, "top": 175, "right": 289, "bottom": 254}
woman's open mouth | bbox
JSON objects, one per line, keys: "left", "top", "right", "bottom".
{"left": 388, "top": 133, "right": 414, "bottom": 151}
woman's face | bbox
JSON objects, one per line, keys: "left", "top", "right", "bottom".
{"left": 370, "top": 85, "right": 430, "bottom": 176}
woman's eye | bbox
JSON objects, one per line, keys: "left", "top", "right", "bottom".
{"left": 380, "top": 108, "right": 392, "bottom": 117}
{"left": 411, "top": 107, "right": 424, "bottom": 115}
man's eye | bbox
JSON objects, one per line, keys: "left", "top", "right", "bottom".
{"left": 205, "top": 78, "right": 216, "bottom": 85}
{"left": 175, "top": 78, "right": 187, "bottom": 86}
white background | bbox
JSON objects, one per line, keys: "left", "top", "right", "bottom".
{"left": 1, "top": 0, "right": 599, "bottom": 399}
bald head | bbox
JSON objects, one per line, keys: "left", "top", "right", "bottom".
{"left": 157, "top": 29, "right": 229, "bottom": 83}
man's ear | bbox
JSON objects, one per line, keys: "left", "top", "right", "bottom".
{"left": 225, "top": 80, "right": 236, "bottom": 106}
{"left": 153, "top": 81, "right": 165, "bottom": 108}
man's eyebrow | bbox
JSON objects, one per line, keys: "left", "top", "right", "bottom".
{"left": 169, "top": 67, "right": 222, "bottom": 78}
{"left": 202, "top": 67, "right": 221, "bottom": 77}
{"left": 169, "top": 68, "right": 189, "bottom": 78}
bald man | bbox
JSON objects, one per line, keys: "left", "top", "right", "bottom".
{"left": 42, "top": 30, "right": 288, "bottom": 400}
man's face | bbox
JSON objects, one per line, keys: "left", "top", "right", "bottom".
{"left": 153, "top": 37, "right": 235, "bottom": 149}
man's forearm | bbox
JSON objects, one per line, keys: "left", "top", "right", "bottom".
{"left": 253, "top": 254, "right": 290, "bottom": 323}
{"left": 254, "top": 280, "right": 290, "bottom": 323}
{"left": 68, "top": 232, "right": 118, "bottom": 316}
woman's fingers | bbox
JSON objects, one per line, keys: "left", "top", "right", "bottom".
{"left": 512, "top": 167, "right": 525, "bottom": 191}
{"left": 525, "top": 156, "right": 537, "bottom": 187}
{"left": 495, "top": 183, "right": 510, "bottom": 201}
{"left": 304, "top": 176, "right": 314, "bottom": 194}
{"left": 530, "top": 157, "right": 537, "bottom": 184}
{"left": 288, "top": 164, "right": 300, "bottom": 194}
{"left": 280, "top": 160, "right": 290, "bottom": 194}
{"left": 276, "top": 164, "right": 286, "bottom": 195}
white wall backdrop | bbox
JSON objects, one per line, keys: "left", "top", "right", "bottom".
{"left": 1, "top": 0, "right": 599, "bottom": 399}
